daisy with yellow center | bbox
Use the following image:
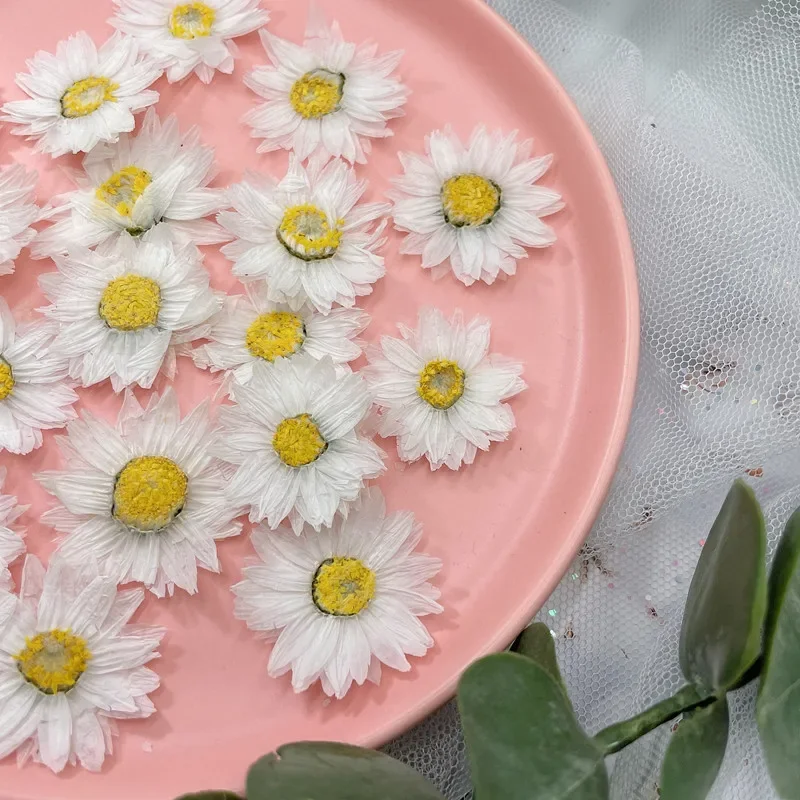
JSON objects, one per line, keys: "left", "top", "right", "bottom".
{"left": 0, "top": 164, "right": 39, "bottom": 276}
{"left": 219, "top": 354, "right": 384, "bottom": 534}
{"left": 220, "top": 155, "right": 389, "bottom": 314}
{"left": 233, "top": 488, "right": 442, "bottom": 698}
{"left": 0, "top": 32, "right": 160, "bottom": 157}
{"left": 0, "top": 555, "right": 164, "bottom": 772}
{"left": 39, "top": 389, "right": 241, "bottom": 598}
{"left": 364, "top": 308, "right": 527, "bottom": 470}
{"left": 111, "top": 0, "right": 269, "bottom": 84}
{"left": 391, "top": 126, "right": 564, "bottom": 286}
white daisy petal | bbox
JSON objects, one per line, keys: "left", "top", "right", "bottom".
{"left": 0, "top": 471, "right": 25, "bottom": 593}
{"left": 0, "top": 164, "right": 39, "bottom": 275}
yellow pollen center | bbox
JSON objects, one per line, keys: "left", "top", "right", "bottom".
{"left": 15, "top": 629, "right": 91, "bottom": 695}
{"left": 96, "top": 166, "right": 153, "bottom": 218}
{"left": 289, "top": 70, "right": 345, "bottom": 119}
{"left": 277, "top": 204, "right": 343, "bottom": 261}
{"left": 169, "top": 2, "right": 216, "bottom": 39}
{"left": 441, "top": 174, "right": 502, "bottom": 227}
{"left": 113, "top": 456, "right": 188, "bottom": 532}
{"left": 312, "top": 557, "right": 376, "bottom": 616}
{"left": 418, "top": 359, "right": 466, "bottom": 410}
{"left": 273, "top": 414, "right": 327, "bottom": 468}
{"left": 245, "top": 311, "right": 306, "bottom": 362}
{"left": 0, "top": 361, "right": 14, "bottom": 401}
{"left": 99, "top": 275, "right": 162, "bottom": 332}
{"left": 61, "top": 76, "right": 118, "bottom": 119}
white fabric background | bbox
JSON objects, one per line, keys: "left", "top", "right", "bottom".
{"left": 383, "top": 1, "right": 800, "bottom": 798}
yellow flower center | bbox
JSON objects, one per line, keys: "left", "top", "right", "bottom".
{"left": 15, "top": 629, "right": 91, "bottom": 695}
{"left": 99, "top": 275, "right": 162, "bottom": 332}
{"left": 312, "top": 557, "right": 376, "bottom": 616}
{"left": 245, "top": 311, "right": 306, "bottom": 362}
{"left": 0, "top": 361, "right": 14, "bottom": 401}
{"left": 277, "top": 204, "right": 343, "bottom": 261}
{"left": 418, "top": 359, "right": 466, "bottom": 410}
{"left": 113, "top": 456, "right": 188, "bottom": 532}
{"left": 273, "top": 414, "right": 327, "bottom": 468}
{"left": 289, "top": 69, "right": 345, "bottom": 119}
{"left": 96, "top": 166, "right": 153, "bottom": 218}
{"left": 61, "top": 76, "right": 118, "bottom": 119}
{"left": 441, "top": 174, "right": 502, "bottom": 227}
{"left": 169, "top": 2, "right": 216, "bottom": 39}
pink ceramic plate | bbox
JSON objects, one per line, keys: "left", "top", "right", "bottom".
{"left": 0, "top": 0, "right": 638, "bottom": 797}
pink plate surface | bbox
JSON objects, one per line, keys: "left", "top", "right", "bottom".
{"left": 0, "top": 0, "right": 638, "bottom": 797}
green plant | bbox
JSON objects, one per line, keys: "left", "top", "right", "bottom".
{"left": 178, "top": 481, "right": 800, "bottom": 800}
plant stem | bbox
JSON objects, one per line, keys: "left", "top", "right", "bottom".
{"left": 593, "top": 684, "right": 713, "bottom": 756}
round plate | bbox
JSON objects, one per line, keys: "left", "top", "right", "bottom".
{"left": 0, "top": 0, "right": 638, "bottom": 797}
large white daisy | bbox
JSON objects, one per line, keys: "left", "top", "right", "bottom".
{"left": 0, "top": 555, "right": 164, "bottom": 772}
{"left": 390, "top": 126, "right": 564, "bottom": 286}
{"left": 0, "top": 299, "right": 78, "bottom": 455}
{"left": 111, "top": 0, "right": 269, "bottom": 84}
{"left": 217, "top": 354, "right": 385, "bottom": 533}
{"left": 39, "top": 231, "right": 221, "bottom": 392}
{"left": 192, "top": 282, "right": 369, "bottom": 389}
{"left": 34, "top": 108, "right": 228, "bottom": 258}
{"left": 38, "top": 389, "right": 242, "bottom": 598}
{"left": 364, "top": 307, "right": 526, "bottom": 470}
{"left": 0, "top": 469, "right": 25, "bottom": 592}
{"left": 219, "top": 155, "right": 388, "bottom": 314}
{"left": 0, "top": 32, "right": 161, "bottom": 158}
{"left": 0, "top": 164, "right": 39, "bottom": 276}
{"left": 233, "top": 487, "right": 441, "bottom": 699}
{"left": 243, "top": 11, "right": 407, "bottom": 163}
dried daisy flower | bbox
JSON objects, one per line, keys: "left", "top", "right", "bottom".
{"left": 0, "top": 164, "right": 39, "bottom": 275}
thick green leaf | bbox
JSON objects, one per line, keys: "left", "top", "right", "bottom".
{"left": 246, "top": 742, "right": 446, "bottom": 800}
{"left": 513, "top": 622, "right": 568, "bottom": 697}
{"left": 757, "top": 508, "right": 800, "bottom": 798}
{"left": 679, "top": 480, "right": 767, "bottom": 692}
{"left": 175, "top": 793, "right": 243, "bottom": 800}
{"left": 459, "top": 653, "right": 609, "bottom": 800}
{"left": 660, "top": 698, "right": 729, "bottom": 800}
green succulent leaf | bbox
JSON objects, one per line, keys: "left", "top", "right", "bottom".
{"left": 245, "top": 742, "right": 446, "bottom": 800}
{"left": 512, "top": 622, "right": 568, "bottom": 697}
{"left": 679, "top": 480, "right": 767, "bottom": 692}
{"left": 757, "top": 508, "right": 800, "bottom": 798}
{"left": 660, "top": 698, "right": 729, "bottom": 800}
{"left": 459, "top": 652, "right": 609, "bottom": 800}
{"left": 174, "top": 793, "right": 243, "bottom": 800}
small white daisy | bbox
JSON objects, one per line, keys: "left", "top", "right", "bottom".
{"left": 217, "top": 354, "right": 384, "bottom": 533}
{"left": 364, "top": 307, "right": 526, "bottom": 470}
{"left": 192, "top": 282, "right": 369, "bottom": 388}
{"left": 111, "top": 0, "right": 269, "bottom": 84}
{"left": 390, "top": 126, "right": 564, "bottom": 286}
{"left": 243, "top": 10, "right": 407, "bottom": 163}
{"left": 39, "top": 231, "right": 221, "bottom": 392}
{"left": 0, "top": 299, "right": 78, "bottom": 455}
{"left": 34, "top": 108, "right": 228, "bottom": 258}
{"left": 219, "top": 155, "right": 388, "bottom": 314}
{"left": 0, "top": 32, "right": 161, "bottom": 158}
{"left": 39, "top": 389, "right": 242, "bottom": 598}
{"left": 0, "top": 555, "right": 164, "bottom": 772}
{"left": 0, "top": 469, "right": 25, "bottom": 592}
{"left": 0, "top": 164, "right": 39, "bottom": 275}
{"left": 233, "top": 487, "right": 441, "bottom": 698}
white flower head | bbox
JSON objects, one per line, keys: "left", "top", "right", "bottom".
{"left": 390, "top": 126, "right": 564, "bottom": 286}
{"left": 243, "top": 8, "right": 407, "bottom": 163}
{"left": 192, "top": 282, "right": 369, "bottom": 388}
{"left": 0, "top": 555, "right": 164, "bottom": 772}
{"left": 233, "top": 487, "right": 441, "bottom": 698}
{"left": 217, "top": 354, "right": 385, "bottom": 533}
{"left": 219, "top": 155, "right": 388, "bottom": 314}
{"left": 364, "top": 307, "right": 526, "bottom": 470}
{"left": 38, "top": 389, "right": 242, "bottom": 598}
{"left": 0, "top": 165, "right": 39, "bottom": 275}
{"left": 0, "top": 32, "right": 161, "bottom": 157}
{"left": 0, "top": 300, "right": 78, "bottom": 455}
{"left": 34, "top": 108, "right": 229, "bottom": 258}
{"left": 110, "top": 0, "right": 269, "bottom": 84}
{"left": 0, "top": 468, "right": 26, "bottom": 592}
{"left": 39, "top": 230, "right": 222, "bottom": 392}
